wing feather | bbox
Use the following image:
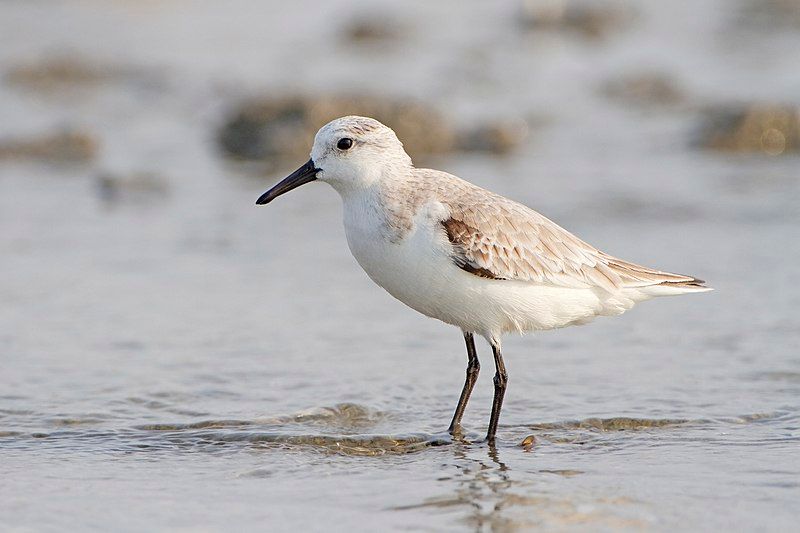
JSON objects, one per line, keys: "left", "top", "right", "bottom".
{"left": 431, "top": 172, "right": 705, "bottom": 292}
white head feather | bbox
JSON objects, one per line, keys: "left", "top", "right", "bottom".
{"left": 311, "top": 116, "right": 413, "bottom": 195}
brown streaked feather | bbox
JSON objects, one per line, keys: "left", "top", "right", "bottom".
{"left": 399, "top": 168, "right": 707, "bottom": 292}
{"left": 442, "top": 218, "right": 506, "bottom": 280}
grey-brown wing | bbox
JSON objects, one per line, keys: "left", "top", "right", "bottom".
{"left": 440, "top": 192, "right": 702, "bottom": 292}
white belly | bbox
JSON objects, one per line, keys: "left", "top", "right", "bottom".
{"left": 342, "top": 200, "right": 640, "bottom": 339}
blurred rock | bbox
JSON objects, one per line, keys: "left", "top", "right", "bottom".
{"left": 0, "top": 130, "right": 98, "bottom": 162}
{"left": 6, "top": 56, "right": 125, "bottom": 90}
{"left": 5, "top": 56, "right": 164, "bottom": 97}
{"left": 519, "top": 0, "right": 635, "bottom": 40}
{"left": 218, "top": 96, "right": 453, "bottom": 163}
{"left": 341, "top": 16, "right": 404, "bottom": 44}
{"left": 455, "top": 119, "right": 530, "bottom": 154}
{"left": 218, "top": 95, "right": 526, "bottom": 164}
{"left": 603, "top": 72, "right": 685, "bottom": 107}
{"left": 696, "top": 104, "right": 800, "bottom": 155}
{"left": 738, "top": 0, "right": 800, "bottom": 30}
{"left": 96, "top": 172, "right": 170, "bottom": 205}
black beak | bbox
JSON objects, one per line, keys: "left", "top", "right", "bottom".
{"left": 256, "top": 159, "right": 319, "bottom": 205}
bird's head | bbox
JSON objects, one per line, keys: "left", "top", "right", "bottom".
{"left": 256, "top": 116, "right": 412, "bottom": 205}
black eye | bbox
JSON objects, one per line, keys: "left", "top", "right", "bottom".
{"left": 337, "top": 138, "right": 353, "bottom": 150}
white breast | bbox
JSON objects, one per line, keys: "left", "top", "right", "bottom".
{"left": 340, "top": 194, "right": 632, "bottom": 339}
{"left": 342, "top": 195, "right": 454, "bottom": 319}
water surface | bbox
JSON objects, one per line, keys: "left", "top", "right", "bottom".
{"left": 2, "top": 1, "right": 799, "bottom": 531}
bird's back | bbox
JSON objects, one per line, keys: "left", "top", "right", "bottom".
{"left": 398, "top": 168, "right": 709, "bottom": 296}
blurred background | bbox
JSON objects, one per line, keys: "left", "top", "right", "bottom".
{"left": 1, "top": 1, "right": 799, "bottom": 531}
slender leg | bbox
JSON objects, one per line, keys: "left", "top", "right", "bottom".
{"left": 448, "top": 332, "right": 480, "bottom": 435}
{"left": 486, "top": 339, "right": 508, "bottom": 445}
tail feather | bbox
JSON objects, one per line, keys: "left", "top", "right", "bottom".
{"left": 598, "top": 251, "right": 710, "bottom": 292}
{"left": 636, "top": 279, "right": 713, "bottom": 297}
{"left": 658, "top": 278, "right": 708, "bottom": 288}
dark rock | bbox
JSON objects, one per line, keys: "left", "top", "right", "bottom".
{"left": 519, "top": 0, "right": 635, "bottom": 40}
{"left": 341, "top": 16, "right": 404, "bottom": 44}
{"left": 0, "top": 129, "right": 98, "bottom": 162}
{"left": 603, "top": 72, "right": 685, "bottom": 107}
{"left": 96, "top": 172, "right": 170, "bottom": 204}
{"left": 737, "top": 0, "right": 800, "bottom": 31}
{"left": 5, "top": 56, "right": 131, "bottom": 90}
{"left": 455, "top": 119, "right": 530, "bottom": 154}
{"left": 217, "top": 95, "right": 457, "bottom": 163}
{"left": 217, "top": 95, "right": 531, "bottom": 166}
{"left": 696, "top": 104, "right": 800, "bottom": 155}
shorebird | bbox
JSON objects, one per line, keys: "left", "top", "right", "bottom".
{"left": 256, "top": 116, "right": 710, "bottom": 445}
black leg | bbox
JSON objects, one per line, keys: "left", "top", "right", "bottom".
{"left": 448, "top": 332, "right": 480, "bottom": 436}
{"left": 486, "top": 340, "right": 507, "bottom": 445}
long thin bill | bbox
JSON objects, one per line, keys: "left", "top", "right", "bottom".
{"left": 256, "top": 159, "right": 319, "bottom": 205}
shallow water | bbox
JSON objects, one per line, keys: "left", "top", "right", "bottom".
{"left": 2, "top": 0, "right": 800, "bottom": 531}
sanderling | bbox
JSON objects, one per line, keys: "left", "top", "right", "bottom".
{"left": 256, "top": 115, "right": 710, "bottom": 445}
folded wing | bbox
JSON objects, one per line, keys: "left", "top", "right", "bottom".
{"left": 438, "top": 184, "right": 705, "bottom": 293}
